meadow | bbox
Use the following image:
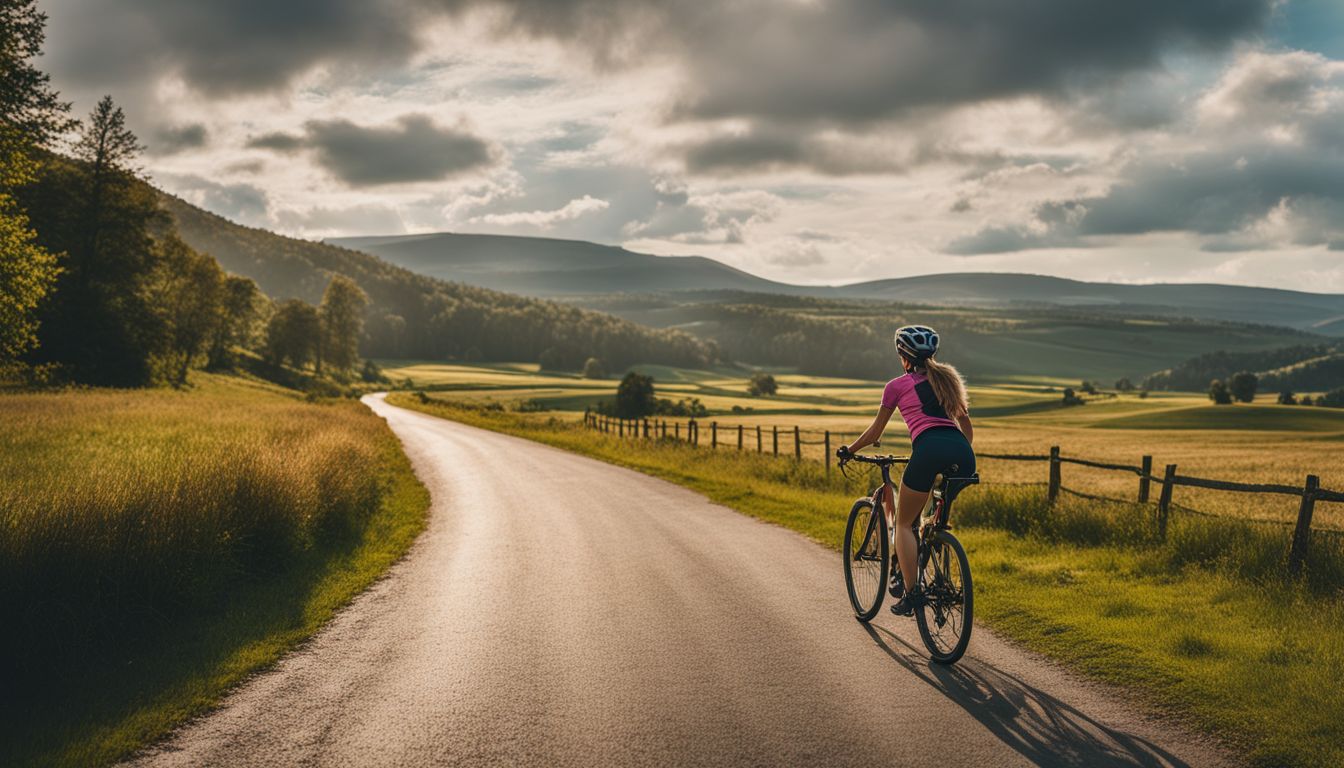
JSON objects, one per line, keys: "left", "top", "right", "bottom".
{"left": 386, "top": 390, "right": 1344, "bottom": 768}
{"left": 0, "top": 375, "right": 429, "bottom": 768}
{"left": 382, "top": 360, "right": 1344, "bottom": 529}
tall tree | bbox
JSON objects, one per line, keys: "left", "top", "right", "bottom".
{"left": 318, "top": 274, "right": 367, "bottom": 374}
{"left": 22, "top": 99, "right": 163, "bottom": 384}
{"left": 0, "top": 0, "right": 69, "bottom": 367}
{"left": 614, "top": 372, "right": 656, "bottom": 418}
{"left": 265, "top": 299, "right": 320, "bottom": 370}
{"left": 1229, "top": 371, "right": 1258, "bottom": 404}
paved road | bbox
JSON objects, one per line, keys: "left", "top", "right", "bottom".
{"left": 126, "top": 394, "right": 1231, "bottom": 767}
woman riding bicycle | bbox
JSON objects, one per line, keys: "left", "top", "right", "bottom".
{"left": 837, "top": 325, "right": 975, "bottom": 617}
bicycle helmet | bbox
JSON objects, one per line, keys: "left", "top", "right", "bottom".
{"left": 895, "top": 325, "right": 939, "bottom": 360}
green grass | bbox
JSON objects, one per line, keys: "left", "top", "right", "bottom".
{"left": 388, "top": 393, "right": 1344, "bottom": 768}
{"left": 1, "top": 375, "right": 430, "bottom": 767}
{"left": 1097, "top": 403, "right": 1344, "bottom": 431}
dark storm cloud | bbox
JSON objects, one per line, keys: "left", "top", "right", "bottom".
{"left": 48, "top": 0, "right": 1271, "bottom": 112}
{"left": 150, "top": 123, "right": 207, "bottom": 155}
{"left": 45, "top": 0, "right": 419, "bottom": 95}
{"left": 248, "top": 115, "right": 498, "bottom": 186}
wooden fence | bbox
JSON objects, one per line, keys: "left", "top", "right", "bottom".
{"left": 582, "top": 410, "right": 1343, "bottom": 577}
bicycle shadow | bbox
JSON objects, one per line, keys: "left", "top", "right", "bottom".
{"left": 861, "top": 624, "right": 1195, "bottom": 768}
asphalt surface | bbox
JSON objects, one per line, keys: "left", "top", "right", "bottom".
{"left": 125, "top": 394, "right": 1232, "bottom": 767}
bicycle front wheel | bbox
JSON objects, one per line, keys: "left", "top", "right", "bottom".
{"left": 916, "top": 529, "right": 973, "bottom": 664}
{"left": 843, "top": 498, "right": 888, "bottom": 621}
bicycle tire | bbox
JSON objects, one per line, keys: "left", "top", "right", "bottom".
{"left": 916, "top": 529, "right": 973, "bottom": 664}
{"left": 843, "top": 498, "right": 888, "bottom": 621}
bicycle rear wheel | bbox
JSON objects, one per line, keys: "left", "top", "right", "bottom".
{"left": 916, "top": 529, "right": 973, "bottom": 664}
{"left": 843, "top": 498, "right": 888, "bottom": 621}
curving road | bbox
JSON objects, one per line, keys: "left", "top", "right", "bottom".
{"left": 125, "top": 394, "right": 1231, "bottom": 767}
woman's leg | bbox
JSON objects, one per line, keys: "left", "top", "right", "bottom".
{"left": 894, "top": 482, "right": 929, "bottom": 589}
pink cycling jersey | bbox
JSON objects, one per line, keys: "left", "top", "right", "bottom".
{"left": 881, "top": 372, "right": 959, "bottom": 442}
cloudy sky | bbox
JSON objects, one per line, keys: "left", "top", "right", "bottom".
{"left": 36, "top": 0, "right": 1344, "bottom": 291}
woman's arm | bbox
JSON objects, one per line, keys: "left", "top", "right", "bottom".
{"left": 956, "top": 413, "right": 974, "bottom": 446}
{"left": 847, "top": 406, "right": 895, "bottom": 453}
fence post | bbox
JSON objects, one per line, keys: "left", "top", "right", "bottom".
{"left": 825, "top": 431, "right": 831, "bottom": 475}
{"left": 619, "top": 419, "right": 625, "bottom": 438}
{"left": 661, "top": 420, "right": 667, "bottom": 439}
{"left": 1048, "top": 446, "right": 1061, "bottom": 504}
{"left": 794, "top": 426, "right": 801, "bottom": 459}
{"left": 1138, "top": 455, "right": 1153, "bottom": 503}
{"left": 757, "top": 426, "right": 762, "bottom": 453}
{"left": 691, "top": 420, "right": 698, "bottom": 446}
{"left": 675, "top": 422, "right": 680, "bottom": 440}
{"left": 773, "top": 426, "right": 779, "bottom": 456}
{"left": 1289, "top": 474, "right": 1319, "bottom": 578}
{"left": 712, "top": 421, "right": 718, "bottom": 448}
{"left": 1157, "top": 464, "right": 1177, "bottom": 540}
{"left": 643, "top": 419, "right": 649, "bottom": 438}
{"left": 737, "top": 424, "right": 743, "bottom": 450}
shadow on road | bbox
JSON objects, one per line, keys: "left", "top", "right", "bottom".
{"left": 862, "top": 624, "right": 1194, "bottom": 768}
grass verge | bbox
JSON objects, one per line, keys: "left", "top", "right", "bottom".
{"left": 388, "top": 393, "right": 1344, "bottom": 768}
{"left": 1, "top": 375, "right": 429, "bottom": 767}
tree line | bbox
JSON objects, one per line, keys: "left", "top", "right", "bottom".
{"left": 0, "top": 2, "right": 368, "bottom": 387}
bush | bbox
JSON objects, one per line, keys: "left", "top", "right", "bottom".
{"left": 1320, "top": 388, "right": 1344, "bottom": 408}
{"left": 655, "top": 396, "right": 708, "bottom": 417}
{"left": 1079, "top": 380, "right": 1098, "bottom": 395}
{"left": 1062, "top": 387, "right": 1086, "bottom": 406}
{"left": 747, "top": 372, "right": 778, "bottom": 397}
{"left": 582, "top": 357, "right": 606, "bottom": 379}
{"left": 359, "top": 359, "right": 387, "bottom": 383}
{"left": 1209, "top": 379, "right": 1233, "bottom": 405}
{"left": 1230, "top": 371, "right": 1258, "bottom": 403}
{"left": 614, "top": 372, "right": 656, "bottom": 418}
{"left": 1301, "top": 395, "right": 1314, "bottom": 406}
{"left": 1277, "top": 390, "right": 1297, "bottom": 405}
{"left": 1114, "top": 377, "right": 1135, "bottom": 392}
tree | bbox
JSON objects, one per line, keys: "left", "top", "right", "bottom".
{"left": 1114, "top": 377, "right": 1134, "bottom": 392}
{"left": 614, "top": 371, "right": 656, "bottom": 418}
{"left": 1277, "top": 391, "right": 1297, "bottom": 406}
{"left": 1301, "top": 395, "right": 1314, "bottom": 407}
{"left": 582, "top": 357, "right": 605, "bottom": 379}
{"left": 1078, "top": 380, "right": 1098, "bottom": 395}
{"left": 1208, "top": 379, "right": 1232, "bottom": 405}
{"left": 0, "top": 0, "right": 70, "bottom": 367}
{"left": 1062, "top": 387, "right": 1085, "bottom": 406}
{"left": 1229, "top": 371, "right": 1258, "bottom": 403}
{"left": 318, "top": 274, "right": 367, "bottom": 374}
{"left": 266, "top": 299, "right": 320, "bottom": 370}
{"left": 747, "top": 372, "right": 778, "bottom": 396}
{"left": 146, "top": 235, "right": 224, "bottom": 385}
{"left": 207, "top": 275, "right": 266, "bottom": 369}
{"left": 22, "top": 98, "right": 164, "bottom": 385}
{"left": 1320, "top": 388, "right": 1344, "bottom": 409}
{"left": 0, "top": 190, "right": 57, "bottom": 363}
{"left": 0, "top": 0, "right": 74, "bottom": 146}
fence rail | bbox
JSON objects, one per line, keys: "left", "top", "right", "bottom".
{"left": 582, "top": 409, "right": 1342, "bottom": 580}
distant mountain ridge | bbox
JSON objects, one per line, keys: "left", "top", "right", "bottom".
{"left": 328, "top": 232, "right": 1344, "bottom": 335}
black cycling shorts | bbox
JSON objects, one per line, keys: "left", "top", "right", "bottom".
{"left": 902, "top": 426, "right": 975, "bottom": 493}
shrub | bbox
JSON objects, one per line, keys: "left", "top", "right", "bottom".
{"left": 614, "top": 372, "right": 656, "bottom": 418}
{"left": 1277, "top": 390, "right": 1297, "bottom": 405}
{"left": 655, "top": 396, "right": 708, "bottom": 417}
{"left": 747, "top": 372, "right": 778, "bottom": 397}
{"left": 1209, "top": 379, "right": 1233, "bottom": 404}
{"left": 582, "top": 357, "right": 606, "bottom": 379}
{"left": 1320, "top": 388, "right": 1344, "bottom": 408}
{"left": 1230, "top": 371, "right": 1258, "bottom": 403}
{"left": 1062, "top": 387, "right": 1086, "bottom": 406}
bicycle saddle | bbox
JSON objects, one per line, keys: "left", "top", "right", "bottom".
{"left": 940, "top": 469, "right": 980, "bottom": 503}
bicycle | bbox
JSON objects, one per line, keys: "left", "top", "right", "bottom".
{"left": 838, "top": 448, "right": 979, "bottom": 664}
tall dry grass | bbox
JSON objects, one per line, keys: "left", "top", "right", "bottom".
{"left": 0, "top": 377, "right": 388, "bottom": 685}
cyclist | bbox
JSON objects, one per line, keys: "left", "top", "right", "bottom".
{"left": 837, "top": 325, "right": 975, "bottom": 616}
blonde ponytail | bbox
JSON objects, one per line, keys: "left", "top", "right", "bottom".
{"left": 921, "top": 358, "right": 969, "bottom": 420}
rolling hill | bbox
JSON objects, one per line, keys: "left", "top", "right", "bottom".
{"left": 330, "top": 232, "right": 1344, "bottom": 334}
{"left": 158, "top": 196, "right": 715, "bottom": 370}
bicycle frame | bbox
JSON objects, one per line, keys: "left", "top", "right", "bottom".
{"left": 851, "top": 459, "right": 971, "bottom": 588}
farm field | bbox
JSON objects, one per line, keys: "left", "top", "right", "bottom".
{"left": 382, "top": 360, "right": 1344, "bottom": 529}
{"left": 0, "top": 375, "right": 429, "bottom": 768}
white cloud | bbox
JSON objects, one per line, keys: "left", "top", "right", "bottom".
{"left": 470, "top": 195, "right": 610, "bottom": 227}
